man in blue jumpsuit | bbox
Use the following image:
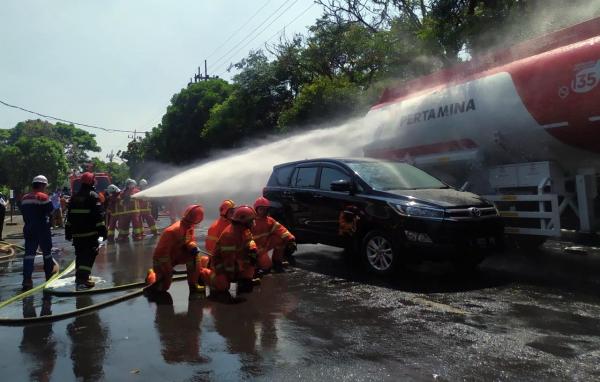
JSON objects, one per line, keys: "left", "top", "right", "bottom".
{"left": 18, "top": 175, "right": 58, "bottom": 290}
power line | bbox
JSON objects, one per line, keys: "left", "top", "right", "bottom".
{"left": 205, "top": 0, "right": 273, "bottom": 60}
{"left": 215, "top": 2, "right": 314, "bottom": 76}
{"left": 211, "top": 0, "right": 299, "bottom": 71}
{"left": 0, "top": 99, "right": 150, "bottom": 134}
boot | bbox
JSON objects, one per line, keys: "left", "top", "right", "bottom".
{"left": 273, "top": 261, "right": 285, "bottom": 273}
{"left": 76, "top": 278, "right": 95, "bottom": 291}
{"left": 22, "top": 278, "right": 33, "bottom": 291}
{"left": 45, "top": 259, "right": 60, "bottom": 281}
{"left": 188, "top": 284, "right": 205, "bottom": 300}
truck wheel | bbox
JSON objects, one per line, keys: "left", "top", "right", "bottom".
{"left": 361, "top": 230, "right": 399, "bottom": 275}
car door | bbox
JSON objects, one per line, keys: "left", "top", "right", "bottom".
{"left": 310, "top": 165, "right": 360, "bottom": 246}
{"left": 286, "top": 165, "right": 320, "bottom": 242}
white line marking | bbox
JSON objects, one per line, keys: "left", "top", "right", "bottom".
{"left": 541, "top": 122, "right": 569, "bottom": 128}
{"left": 589, "top": 116, "right": 600, "bottom": 122}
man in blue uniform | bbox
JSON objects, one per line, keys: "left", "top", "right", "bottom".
{"left": 18, "top": 175, "right": 58, "bottom": 290}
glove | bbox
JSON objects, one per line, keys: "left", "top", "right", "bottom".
{"left": 190, "top": 246, "right": 200, "bottom": 256}
{"left": 285, "top": 241, "right": 297, "bottom": 256}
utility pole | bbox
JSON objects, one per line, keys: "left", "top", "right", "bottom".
{"left": 188, "top": 59, "right": 219, "bottom": 85}
{"left": 106, "top": 150, "right": 115, "bottom": 163}
{"left": 128, "top": 129, "right": 138, "bottom": 141}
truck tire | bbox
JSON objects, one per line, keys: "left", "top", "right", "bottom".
{"left": 361, "top": 230, "right": 400, "bottom": 275}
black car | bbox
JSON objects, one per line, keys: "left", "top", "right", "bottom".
{"left": 263, "top": 158, "right": 504, "bottom": 274}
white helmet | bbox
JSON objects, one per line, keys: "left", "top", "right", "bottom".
{"left": 106, "top": 184, "right": 120, "bottom": 194}
{"left": 139, "top": 179, "right": 148, "bottom": 187}
{"left": 32, "top": 175, "right": 48, "bottom": 184}
{"left": 125, "top": 178, "right": 137, "bottom": 187}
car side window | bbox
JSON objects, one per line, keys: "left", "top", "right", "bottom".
{"left": 319, "top": 167, "right": 350, "bottom": 191}
{"left": 292, "top": 167, "right": 318, "bottom": 188}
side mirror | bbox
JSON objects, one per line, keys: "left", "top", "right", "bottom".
{"left": 330, "top": 179, "right": 352, "bottom": 193}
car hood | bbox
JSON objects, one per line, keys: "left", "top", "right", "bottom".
{"left": 384, "top": 188, "right": 488, "bottom": 208}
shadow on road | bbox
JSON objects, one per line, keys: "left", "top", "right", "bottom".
{"left": 292, "top": 242, "right": 600, "bottom": 297}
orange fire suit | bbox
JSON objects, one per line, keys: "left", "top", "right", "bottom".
{"left": 138, "top": 198, "right": 158, "bottom": 235}
{"left": 205, "top": 217, "right": 231, "bottom": 254}
{"left": 252, "top": 216, "right": 295, "bottom": 270}
{"left": 152, "top": 221, "right": 202, "bottom": 291}
{"left": 203, "top": 225, "right": 257, "bottom": 292}
{"left": 118, "top": 187, "right": 143, "bottom": 240}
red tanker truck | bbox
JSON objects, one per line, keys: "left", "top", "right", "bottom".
{"left": 364, "top": 17, "right": 600, "bottom": 246}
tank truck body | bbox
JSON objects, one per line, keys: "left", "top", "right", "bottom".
{"left": 364, "top": 17, "right": 600, "bottom": 245}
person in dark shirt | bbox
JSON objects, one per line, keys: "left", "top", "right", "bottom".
{"left": 18, "top": 175, "right": 58, "bottom": 290}
{"left": 65, "top": 172, "right": 107, "bottom": 290}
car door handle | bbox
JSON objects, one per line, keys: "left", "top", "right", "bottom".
{"left": 283, "top": 191, "right": 293, "bottom": 197}
{"left": 312, "top": 194, "right": 324, "bottom": 199}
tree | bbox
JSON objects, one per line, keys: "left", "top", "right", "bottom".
{"left": 8, "top": 119, "right": 101, "bottom": 171}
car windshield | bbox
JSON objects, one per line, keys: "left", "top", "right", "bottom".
{"left": 346, "top": 161, "right": 447, "bottom": 191}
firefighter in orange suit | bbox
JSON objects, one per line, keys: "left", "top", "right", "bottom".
{"left": 149, "top": 204, "right": 205, "bottom": 298}
{"left": 252, "top": 197, "right": 296, "bottom": 273}
{"left": 204, "top": 206, "right": 258, "bottom": 294}
{"left": 205, "top": 199, "right": 235, "bottom": 254}
{"left": 138, "top": 179, "right": 158, "bottom": 235}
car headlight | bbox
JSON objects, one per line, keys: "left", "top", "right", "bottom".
{"left": 390, "top": 202, "right": 444, "bottom": 219}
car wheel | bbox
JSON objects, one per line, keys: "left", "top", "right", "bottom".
{"left": 362, "top": 230, "right": 398, "bottom": 275}
{"left": 453, "top": 252, "right": 484, "bottom": 273}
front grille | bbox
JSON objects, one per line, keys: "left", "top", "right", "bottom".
{"left": 444, "top": 206, "right": 498, "bottom": 221}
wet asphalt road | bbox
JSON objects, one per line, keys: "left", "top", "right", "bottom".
{"left": 1, "top": 221, "right": 600, "bottom": 381}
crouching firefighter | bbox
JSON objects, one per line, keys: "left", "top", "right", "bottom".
{"left": 65, "top": 172, "right": 107, "bottom": 290}
{"left": 147, "top": 204, "right": 205, "bottom": 299}
{"left": 203, "top": 205, "right": 258, "bottom": 295}
{"left": 252, "top": 197, "right": 296, "bottom": 273}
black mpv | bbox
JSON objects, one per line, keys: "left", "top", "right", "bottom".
{"left": 263, "top": 158, "right": 504, "bottom": 274}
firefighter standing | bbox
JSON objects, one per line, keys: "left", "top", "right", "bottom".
{"left": 65, "top": 172, "right": 107, "bottom": 290}
{"left": 205, "top": 199, "right": 235, "bottom": 254}
{"left": 204, "top": 206, "right": 258, "bottom": 294}
{"left": 148, "top": 204, "right": 205, "bottom": 298}
{"left": 118, "top": 179, "right": 143, "bottom": 241}
{"left": 105, "top": 184, "right": 121, "bottom": 242}
{"left": 19, "top": 175, "right": 59, "bottom": 290}
{"left": 137, "top": 179, "right": 158, "bottom": 236}
{"left": 252, "top": 197, "right": 296, "bottom": 273}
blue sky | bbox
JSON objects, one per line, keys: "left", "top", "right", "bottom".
{"left": 0, "top": 0, "right": 322, "bottom": 161}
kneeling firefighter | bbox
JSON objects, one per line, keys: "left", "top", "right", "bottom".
{"left": 65, "top": 172, "right": 107, "bottom": 290}
{"left": 205, "top": 199, "right": 235, "bottom": 255}
{"left": 252, "top": 197, "right": 296, "bottom": 273}
{"left": 203, "top": 206, "right": 258, "bottom": 294}
{"left": 148, "top": 204, "right": 205, "bottom": 298}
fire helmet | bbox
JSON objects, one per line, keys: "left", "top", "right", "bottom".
{"left": 182, "top": 204, "right": 204, "bottom": 225}
{"left": 253, "top": 196, "right": 270, "bottom": 210}
{"left": 80, "top": 172, "right": 95, "bottom": 186}
{"left": 125, "top": 178, "right": 137, "bottom": 188}
{"left": 106, "top": 184, "right": 120, "bottom": 194}
{"left": 32, "top": 175, "right": 48, "bottom": 185}
{"left": 139, "top": 179, "right": 148, "bottom": 187}
{"left": 219, "top": 199, "right": 236, "bottom": 217}
{"left": 231, "top": 205, "right": 256, "bottom": 225}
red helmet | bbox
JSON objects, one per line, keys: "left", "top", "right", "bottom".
{"left": 253, "top": 197, "right": 270, "bottom": 210}
{"left": 80, "top": 172, "right": 95, "bottom": 186}
{"left": 219, "top": 199, "right": 235, "bottom": 217}
{"left": 231, "top": 205, "right": 256, "bottom": 224}
{"left": 182, "top": 204, "right": 204, "bottom": 225}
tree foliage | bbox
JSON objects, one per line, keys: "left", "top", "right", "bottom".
{"left": 0, "top": 120, "right": 101, "bottom": 192}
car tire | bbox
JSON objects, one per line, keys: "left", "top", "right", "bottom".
{"left": 361, "top": 230, "right": 399, "bottom": 275}
{"left": 513, "top": 235, "right": 546, "bottom": 250}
